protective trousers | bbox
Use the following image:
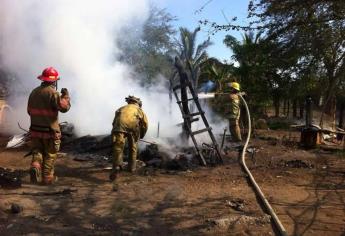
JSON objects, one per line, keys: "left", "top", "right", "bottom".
{"left": 112, "top": 132, "right": 138, "bottom": 172}
{"left": 31, "top": 138, "right": 60, "bottom": 182}
{"left": 229, "top": 118, "right": 242, "bottom": 142}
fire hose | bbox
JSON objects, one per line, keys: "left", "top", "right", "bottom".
{"left": 239, "top": 94, "right": 288, "bottom": 236}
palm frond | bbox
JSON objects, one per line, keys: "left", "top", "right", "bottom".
{"left": 194, "top": 51, "right": 209, "bottom": 68}
{"left": 179, "top": 27, "right": 189, "bottom": 60}
{"left": 195, "top": 37, "right": 213, "bottom": 59}
{"left": 186, "top": 27, "right": 200, "bottom": 60}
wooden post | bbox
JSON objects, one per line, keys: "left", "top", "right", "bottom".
{"left": 174, "top": 57, "right": 191, "bottom": 141}
{"left": 305, "top": 96, "right": 313, "bottom": 127}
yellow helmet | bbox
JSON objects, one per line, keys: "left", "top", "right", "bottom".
{"left": 229, "top": 82, "right": 240, "bottom": 91}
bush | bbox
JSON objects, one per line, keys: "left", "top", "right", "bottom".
{"left": 267, "top": 118, "right": 293, "bottom": 130}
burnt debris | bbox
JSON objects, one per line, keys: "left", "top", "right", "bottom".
{"left": 63, "top": 134, "right": 205, "bottom": 171}
{"left": 139, "top": 144, "right": 198, "bottom": 171}
{"left": 280, "top": 159, "right": 314, "bottom": 169}
{"left": 0, "top": 167, "right": 26, "bottom": 189}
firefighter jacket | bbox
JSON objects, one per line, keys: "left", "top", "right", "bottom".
{"left": 112, "top": 103, "right": 148, "bottom": 140}
{"left": 229, "top": 93, "right": 240, "bottom": 120}
{"left": 27, "top": 83, "right": 71, "bottom": 139}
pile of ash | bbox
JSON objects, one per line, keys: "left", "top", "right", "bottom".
{"left": 0, "top": 167, "right": 27, "bottom": 189}
{"left": 62, "top": 134, "right": 201, "bottom": 171}
{"left": 140, "top": 144, "right": 199, "bottom": 171}
{"left": 62, "top": 135, "right": 112, "bottom": 155}
{"left": 61, "top": 135, "right": 112, "bottom": 164}
{"left": 280, "top": 159, "right": 314, "bottom": 169}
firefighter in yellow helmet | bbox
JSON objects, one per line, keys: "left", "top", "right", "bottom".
{"left": 28, "top": 67, "right": 71, "bottom": 185}
{"left": 228, "top": 82, "right": 242, "bottom": 142}
{"left": 110, "top": 96, "right": 148, "bottom": 182}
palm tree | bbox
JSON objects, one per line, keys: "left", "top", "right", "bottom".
{"left": 224, "top": 31, "right": 285, "bottom": 116}
{"left": 224, "top": 31, "right": 264, "bottom": 74}
{"left": 175, "top": 27, "right": 213, "bottom": 91}
{"left": 170, "top": 27, "right": 212, "bottom": 138}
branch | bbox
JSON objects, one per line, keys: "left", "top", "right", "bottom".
{"left": 194, "top": 0, "right": 214, "bottom": 15}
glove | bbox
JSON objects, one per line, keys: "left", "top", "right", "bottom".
{"left": 61, "top": 88, "right": 69, "bottom": 97}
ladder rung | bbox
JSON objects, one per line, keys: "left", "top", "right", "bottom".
{"left": 183, "top": 111, "right": 204, "bottom": 118}
{"left": 190, "top": 117, "right": 199, "bottom": 123}
{"left": 176, "top": 118, "right": 199, "bottom": 126}
{"left": 191, "top": 127, "right": 212, "bottom": 136}
{"left": 176, "top": 118, "right": 199, "bottom": 127}
{"left": 177, "top": 98, "right": 195, "bottom": 104}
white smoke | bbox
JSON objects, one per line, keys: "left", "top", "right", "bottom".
{"left": 0, "top": 0, "right": 182, "bottom": 139}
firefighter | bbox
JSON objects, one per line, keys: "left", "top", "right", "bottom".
{"left": 110, "top": 96, "right": 148, "bottom": 182}
{"left": 228, "top": 82, "right": 242, "bottom": 142}
{"left": 28, "top": 67, "right": 71, "bottom": 185}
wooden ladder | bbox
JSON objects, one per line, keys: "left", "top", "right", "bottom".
{"left": 172, "top": 79, "right": 223, "bottom": 166}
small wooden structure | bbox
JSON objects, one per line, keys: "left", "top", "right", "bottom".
{"left": 300, "top": 96, "right": 321, "bottom": 148}
{"left": 290, "top": 96, "right": 344, "bottom": 150}
{"left": 301, "top": 127, "right": 321, "bottom": 148}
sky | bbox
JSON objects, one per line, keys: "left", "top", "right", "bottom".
{"left": 1, "top": 0, "right": 250, "bottom": 136}
{"left": 154, "top": 0, "right": 250, "bottom": 61}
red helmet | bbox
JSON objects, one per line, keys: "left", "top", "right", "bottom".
{"left": 37, "top": 67, "right": 60, "bottom": 82}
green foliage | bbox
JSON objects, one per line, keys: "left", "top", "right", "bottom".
{"left": 267, "top": 119, "right": 293, "bottom": 130}
{"left": 223, "top": 32, "right": 275, "bottom": 113}
{"left": 248, "top": 0, "right": 345, "bottom": 121}
{"left": 174, "top": 27, "right": 212, "bottom": 91}
{"left": 201, "top": 0, "right": 345, "bottom": 122}
{"left": 200, "top": 58, "right": 233, "bottom": 91}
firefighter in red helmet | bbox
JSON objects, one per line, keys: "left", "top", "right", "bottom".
{"left": 27, "top": 67, "right": 71, "bottom": 184}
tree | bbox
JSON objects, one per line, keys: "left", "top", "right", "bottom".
{"left": 175, "top": 27, "right": 212, "bottom": 92}
{"left": 118, "top": 6, "right": 177, "bottom": 86}
{"left": 201, "top": 0, "right": 345, "bottom": 126}
{"left": 247, "top": 0, "right": 345, "bottom": 126}
{"left": 200, "top": 58, "right": 233, "bottom": 92}
{"left": 170, "top": 27, "right": 212, "bottom": 136}
{"left": 224, "top": 32, "right": 278, "bottom": 115}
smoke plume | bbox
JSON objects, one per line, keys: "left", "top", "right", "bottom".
{"left": 0, "top": 0, "right": 182, "bottom": 139}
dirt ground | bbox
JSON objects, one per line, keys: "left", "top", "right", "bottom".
{"left": 0, "top": 130, "right": 345, "bottom": 236}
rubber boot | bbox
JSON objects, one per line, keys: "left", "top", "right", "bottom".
{"left": 110, "top": 167, "right": 121, "bottom": 191}
{"left": 109, "top": 166, "right": 120, "bottom": 181}
{"left": 30, "top": 162, "right": 42, "bottom": 184}
{"left": 128, "top": 165, "right": 136, "bottom": 173}
{"left": 42, "top": 175, "right": 58, "bottom": 185}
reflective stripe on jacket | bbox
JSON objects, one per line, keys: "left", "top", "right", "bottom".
{"left": 27, "top": 83, "right": 70, "bottom": 139}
